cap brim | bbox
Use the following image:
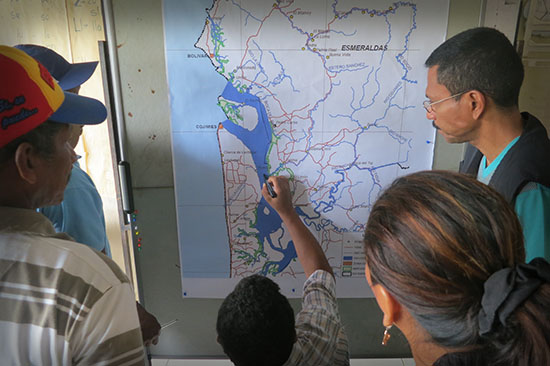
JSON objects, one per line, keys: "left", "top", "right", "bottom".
{"left": 49, "top": 91, "right": 107, "bottom": 125}
{"left": 57, "top": 61, "right": 98, "bottom": 90}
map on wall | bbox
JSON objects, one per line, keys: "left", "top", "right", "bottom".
{"left": 163, "top": 0, "right": 449, "bottom": 298}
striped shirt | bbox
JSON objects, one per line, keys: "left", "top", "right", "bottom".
{"left": 283, "top": 270, "right": 350, "bottom": 366}
{"left": 0, "top": 207, "right": 145, "bottom": 365}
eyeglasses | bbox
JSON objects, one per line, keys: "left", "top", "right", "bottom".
{"left": 423, "top": 91, "right": 466, "bottom": 113}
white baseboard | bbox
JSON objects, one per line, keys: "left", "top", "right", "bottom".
{"left": 151, "top": 359, "right": 415, "bottom": 366}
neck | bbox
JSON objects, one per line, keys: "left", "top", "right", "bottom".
{"left": 0, "top": 196, "right": 35, "bottom": 210}
{"left": 471, "top": 106, "right": 523, "bottom": 165}
{"left": 410, "top": 339, "right": 448, "bottom": 366}
{"left": 0, "top": 170, "right": 36, "bottom": 209}
{"left": 394, "top": 309, "right": 449, "bottom": 366}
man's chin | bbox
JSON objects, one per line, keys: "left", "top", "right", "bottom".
{"left": 46, "top": 197, "right": 64, "bottom": 207}
{"left": 44, "top": 191, "right": 66, "bottom": 207}
{"left": 437, "top": 130, "right": 464, "bottom": 144}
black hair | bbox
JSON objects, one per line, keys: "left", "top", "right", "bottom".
{"left": 425, "top": 27, "right": 524, "bottom": 108}
{"left": 0, "top": 121, "right": 67, "bottom": 164}
{"left": 216, "top": 275, "right": 296, "bottom": 366}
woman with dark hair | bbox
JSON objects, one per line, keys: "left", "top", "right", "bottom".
{"left": 363, "top": 170, "right": 550, "bottom": 366}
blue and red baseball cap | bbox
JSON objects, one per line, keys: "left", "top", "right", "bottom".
{"left": 15, "top": 44, "right": 98, "bottom": 91}
{"left": 0, "top": 46, "right": 107, "bottom": 148}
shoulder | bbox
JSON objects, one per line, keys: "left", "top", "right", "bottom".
{"left": 0, "top": 232, "right": 128, "bottom": 291}
{"left": 489, "top": 115, "right": 550, "bottom": 202}
{"left": 289, "top": 269, "right": 349, "bottom": 365}
{"left": 518, "top": 181, "right": 550, "bottom": 195}
{"left": 0, "top": 232, "right": 143, "bottom": 365}
{"left": 515, "top": 183, "right": 550, "bottom": 210}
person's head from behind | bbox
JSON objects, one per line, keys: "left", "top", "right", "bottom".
{"left": 363, "top": 170, "right": 550, "bottom": 365}
{"left": 0, "top": 45, "right": 106, "bottom": 209}
{"left": 217, "top": 275, "right": 296, "bottom": 366}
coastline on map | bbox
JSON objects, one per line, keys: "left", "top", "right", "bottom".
{"left": 164, "top": 0, "right": 232, "bottom": 280}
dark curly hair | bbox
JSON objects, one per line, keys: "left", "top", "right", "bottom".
{"left": 217, "top": 275, "right": 296, "bottom": 366}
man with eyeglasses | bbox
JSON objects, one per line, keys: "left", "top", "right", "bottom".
{"left": 424, "top": 27, "right": 550, "bottom": 262}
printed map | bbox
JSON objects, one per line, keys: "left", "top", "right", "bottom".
{"left": 163, "top": 0, "right": 449, "bottom": 297}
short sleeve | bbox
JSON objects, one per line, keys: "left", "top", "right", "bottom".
{"left": 71, "top": 281, "right": 145, "bottom": 365}
{"left": 284, "top": 270, "right": 350, "bottom": 366}
{"left": 515, "top": 183, "right": 550, "bottom": 262}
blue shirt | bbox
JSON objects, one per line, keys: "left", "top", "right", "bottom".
{"left": 478, "top": 138, "right": 550, "bottom": 261}
{"left": 40, "top": 161, "right": 112, "bottom": 257}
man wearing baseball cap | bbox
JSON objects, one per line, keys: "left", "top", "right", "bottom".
{"left": 0, "top": 45, "right": 146, "bottom": 365}
{"left": 14, "top": 44, "right": 99, "bottom": 91}
{"left": 14, "top": 44, "right": 113, "bottom": 256}
{"left": 16, "top": 43, "right": 162, "bottom": 347}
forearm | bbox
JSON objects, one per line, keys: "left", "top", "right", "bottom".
{"left": 263, "top": 176, "right": 334, "bottom": 278}
{"left": 280, "top": 209, "right": 333, "bottom": 278}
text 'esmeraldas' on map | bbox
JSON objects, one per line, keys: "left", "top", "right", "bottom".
{"left": 164, "top": 0, "right": 450, "bottom": 298}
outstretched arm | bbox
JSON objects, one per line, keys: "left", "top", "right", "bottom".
{"left": 262, "top": 176, "right": 333, "bottom": 278}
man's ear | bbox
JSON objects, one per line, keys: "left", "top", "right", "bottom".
{"left": 371, "top": 283, "right": 401, "bottom": 327}
{"left": 467, "top": 90, "right": 486, "bottom": 120}
{"left": 14, "top": 142, "right": 40, "bottom": 184}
